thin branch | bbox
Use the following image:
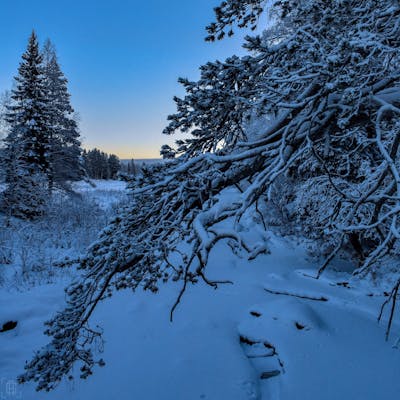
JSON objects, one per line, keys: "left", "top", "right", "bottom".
{"left": 264, "top": 288, "right": 329, "bottom": 302}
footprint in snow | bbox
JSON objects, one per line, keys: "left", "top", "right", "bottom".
{"left": 237, "top": 298, "right": 328, "bottom": 398}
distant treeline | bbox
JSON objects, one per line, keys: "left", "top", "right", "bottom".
{"left": 82, "top": 148, "right": 120, "bottom": 180}
{"left": 120, "top": 159, "right": 138, "bottom": 176}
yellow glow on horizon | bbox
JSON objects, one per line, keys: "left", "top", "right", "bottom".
{"left": 82, "top": 145, "right": 161, "bottom": 160}
{"left": 81, "top": 129, "right": 188, "bottom": 160}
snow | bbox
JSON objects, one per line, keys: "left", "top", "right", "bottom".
{"left": 120, "top": 158, "right": 163, "bottom": 166}
{"left": 70, "top": 179, "right": 127, "bottom": 210}
{"left": 0, "top": 182, "right": 399, "bottom": 399}
{"left": 71, "top": 180, "right": 127, "bottom": 193}
{"left": 0, "top": 179, "right": 127, "bottom": 289}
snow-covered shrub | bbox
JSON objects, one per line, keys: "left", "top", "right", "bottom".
{"left": 1, "top": 171, "right": 48, "bottom": 220}
{"left": 0, "top": 184, "right": 126, "bottom": 288}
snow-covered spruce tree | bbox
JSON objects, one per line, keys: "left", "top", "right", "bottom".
{"left": 107, "top": 154, "right": 121, "bottom": 179}
{"left": 83, "top": 148, "right": 119, "bottom": 179}
{"left": 0, "top": 90, "right": 12, "bottom": 141}
{"left": 20, "top": 0, "right": 400, "bottom": 390}
{"left": 0, "top": 91, "right": 12, "bottom": 182}
{"left": 42, "top": 39, "right": 83, "bottom": 190}
{"left": 2, "top": 31, "right": 51, "bottom": 219}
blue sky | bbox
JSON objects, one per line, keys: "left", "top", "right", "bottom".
{"left": 0, "top": 0, "right": 246, "bottom": 158}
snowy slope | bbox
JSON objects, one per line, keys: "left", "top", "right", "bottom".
{"left": 1, "top": 234, "right": 399, "bottom": 400}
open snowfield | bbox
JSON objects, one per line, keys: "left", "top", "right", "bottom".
{"left": 71, "top": 180, "right": 127, "bottom": 210}
{"left": 1, "top": 181, "right": 399, "bottom": 400}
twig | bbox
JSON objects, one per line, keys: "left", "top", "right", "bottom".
{"left": 264, "top": 288, "right": 328, "bottom": 301}
{"left": 316, "top": 233, "right": 345, "bottom": 278}
{"left": 170, "top": 252, "right": 197, "bottom": 322}
{"left": 378, "top": 279, "right": 400, "bottom": 341}
{"left": 197, "top": 269, "right": 233, "bottom": 288}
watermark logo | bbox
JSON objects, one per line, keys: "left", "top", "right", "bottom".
{"left": 0, "top": 379, "right": 22, "bottom": 399}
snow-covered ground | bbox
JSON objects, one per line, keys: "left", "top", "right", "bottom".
{"left": 72, "top": 180, "right": 127, "bottom": 193}
{"left": 120, "top": 158, "right": 163, "bottom": 166}
{"left": 0, "top": 180, "right": 127, "bottom": 287}
{"left": 71, "top": 180, "right": 127, "bottom": 210}
{"left": 0, "top": 182, "right": 399, "bottom": 400}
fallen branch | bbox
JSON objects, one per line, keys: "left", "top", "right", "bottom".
{"left": 264, "top": 288, "right": 329, "bottom": 302}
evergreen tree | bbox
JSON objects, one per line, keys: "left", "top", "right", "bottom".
{"left": 130, "top": 159, "right": 137, "bottom": 176}
{"left": 2, "top": 31, "right": 51, "bottom": 219}
{"left": 42, "top": 39, "right": 83, "bottom": 189}
{"left": 0, "top": 90, "right": 12, "bottom": 141}
{"left": 100, "top": 150, "right": 110, "bottom": 179}
{"left": 82, "top": 148, "right": 120, "bottom": 179}
{"left": 84, "top": 148, "right": 103, "bottom": 179}
{"left": 6, "top": 31, "right": 50, "bottom": 174}
{"left": 107, "top": 154, "right": 120, "bottom": 179}
{"left": 0, "top": 91, "right": 12, "bottom": 183}
{"left": 127, "top": 159, "right": 137, "bottom": 176}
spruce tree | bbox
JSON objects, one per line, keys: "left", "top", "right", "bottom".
{"left": 83, "top": 149, "right": 120, "bottom": 179}
{"left": 2, "top": 31, "right": 51, "bottom": 219}
{"left": 0, "top": 91, "right": 11, "bottom": 141}
{"left": 107, "top": 154, "right": 120, "bottom": 179}
{"left": 6, "top": 31, "right": 50, "bottom": 173}
{"left": 42, "top": 39, "right": 83, "bottom": 190}
{"left": 0, "top": 91, "right": 12, "bottom": 183}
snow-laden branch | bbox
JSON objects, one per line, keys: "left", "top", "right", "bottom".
{"left": 20, "top": 0, "right": 400, "bottom": 391}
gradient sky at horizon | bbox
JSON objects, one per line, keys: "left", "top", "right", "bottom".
{"left": 0, "top": 0, "right": 247, "bottom": 158}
